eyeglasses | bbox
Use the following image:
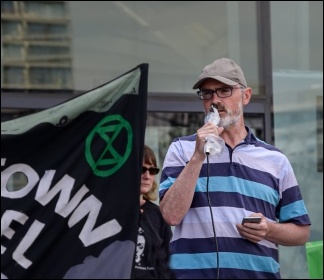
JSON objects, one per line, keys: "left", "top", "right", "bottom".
{"left": 197, "top": 86, "right": 241, "bottom": 100}
{"left": 142, "top": 166, "right": 160, "bottom": 175}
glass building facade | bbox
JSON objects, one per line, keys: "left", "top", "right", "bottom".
{"left": 1, "top": 1, "right": 323, "bottom": 278}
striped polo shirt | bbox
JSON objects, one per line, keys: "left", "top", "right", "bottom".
{"left": 159, "top": 127, "right": 311, "bottom": 279}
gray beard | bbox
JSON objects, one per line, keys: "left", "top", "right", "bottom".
{"left": 219, "top": 106, "right": 242, "bottom": 129}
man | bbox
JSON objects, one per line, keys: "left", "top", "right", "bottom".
{"left": 159, "top": 58, "right": 311, "bottom": 279}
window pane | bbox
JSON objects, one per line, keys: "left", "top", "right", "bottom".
{"left": 68, "top": 1, "right": 262, "bottom": 94}
{"left": 2, "top": 20, "right": 20, "bottom": 36}
{"left": 24, "top": 1, "right": 67, "bottom": 18}
{"left": 3, "top": 67, "right": 24, "bottom": 85}
{"left": 271, "top": 2, "right": 323, "bottom": 279}
{"left": 26, "top": 23, "right": 68, "bottom": 37}
{"left": 1, "top": 1, "right": 14, "bottom": 13}
{"left": 29, "top": 67, "right": 71, "bottom": 87}
{"left": 3, "top": 44, "right": 23, "bottom": 60}
{"left": 29, "top": 45, "right": 69, "bottom": 56}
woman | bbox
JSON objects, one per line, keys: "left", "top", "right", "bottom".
{"left": 132, "top": 145, "right": 173, "bottom": 279}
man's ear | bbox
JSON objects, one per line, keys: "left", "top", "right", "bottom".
{"left": 243, "top": 87, "right": 252, "bottom": 105}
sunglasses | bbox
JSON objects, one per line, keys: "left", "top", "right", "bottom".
{"left": 142, "top": 166, "right": 160, "bottom": 175}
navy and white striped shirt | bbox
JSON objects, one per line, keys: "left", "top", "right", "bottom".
{"left": 159, "top": 127, "right": 311, "bottom": 279}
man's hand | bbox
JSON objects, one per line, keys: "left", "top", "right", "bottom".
{"left": 236, "top": 214, "right": 267, "bottom": 243}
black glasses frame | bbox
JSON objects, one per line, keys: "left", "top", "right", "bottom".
{"left": 197, "top": 86, "right": 235, "bottom": 100}
{"left": 142, "top": 166, "right": 160, "bottom": 175}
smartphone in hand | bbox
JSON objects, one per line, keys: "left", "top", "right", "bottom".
{"left": 242, "top": 217, "right": 261, "bottom": 225}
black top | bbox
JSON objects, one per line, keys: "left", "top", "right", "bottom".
{"left": 132, "top": 200, "right": 174, "bottom": 279}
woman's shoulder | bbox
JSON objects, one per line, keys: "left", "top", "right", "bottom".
{"left": 143, "top": 200, "right": 160, "bottom": 210}
{"left": 142, "top": 200, "right": 164, "bottom": 218}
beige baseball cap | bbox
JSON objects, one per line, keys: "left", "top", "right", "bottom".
{"left": 192, "top": 57, "right": 247, "bottom": 89}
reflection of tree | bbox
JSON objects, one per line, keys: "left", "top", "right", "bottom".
{"left": 147, "top": 112, "right": 204, "bottom": 167}
{"left": 147, "top": 112, "right": 266, "bottom": 167}
{"left": 244, "top": 113, "right": 265, "bottom": 140}
{"left": 168, "top": 112, "right": 204, "bottom": 139}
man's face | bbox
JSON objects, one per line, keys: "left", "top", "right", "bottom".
{"left": 200, "top": 79, "right": 246, "bottom": 129}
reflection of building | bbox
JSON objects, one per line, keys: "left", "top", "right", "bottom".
{"left": 1, "top": 1, "right": 73, "bottom": 90}
{"left": 0, "top": 2, "right": 323, "bottom": 278}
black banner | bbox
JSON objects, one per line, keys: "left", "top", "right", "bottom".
{"left": 1, "top": 64, "right": 148, "bottom": 279}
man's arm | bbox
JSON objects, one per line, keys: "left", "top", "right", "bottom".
{"left": 159, "top": 153, "right": 204, "bottom": 226}
{"left": 265, "top": 222, "right": 310, "bottom": 246}
{"left": 160, "top": 122, "right": 222, "bottom": 225}
{"left": 237, "top": 216, "right": 310, "bottom": 245}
